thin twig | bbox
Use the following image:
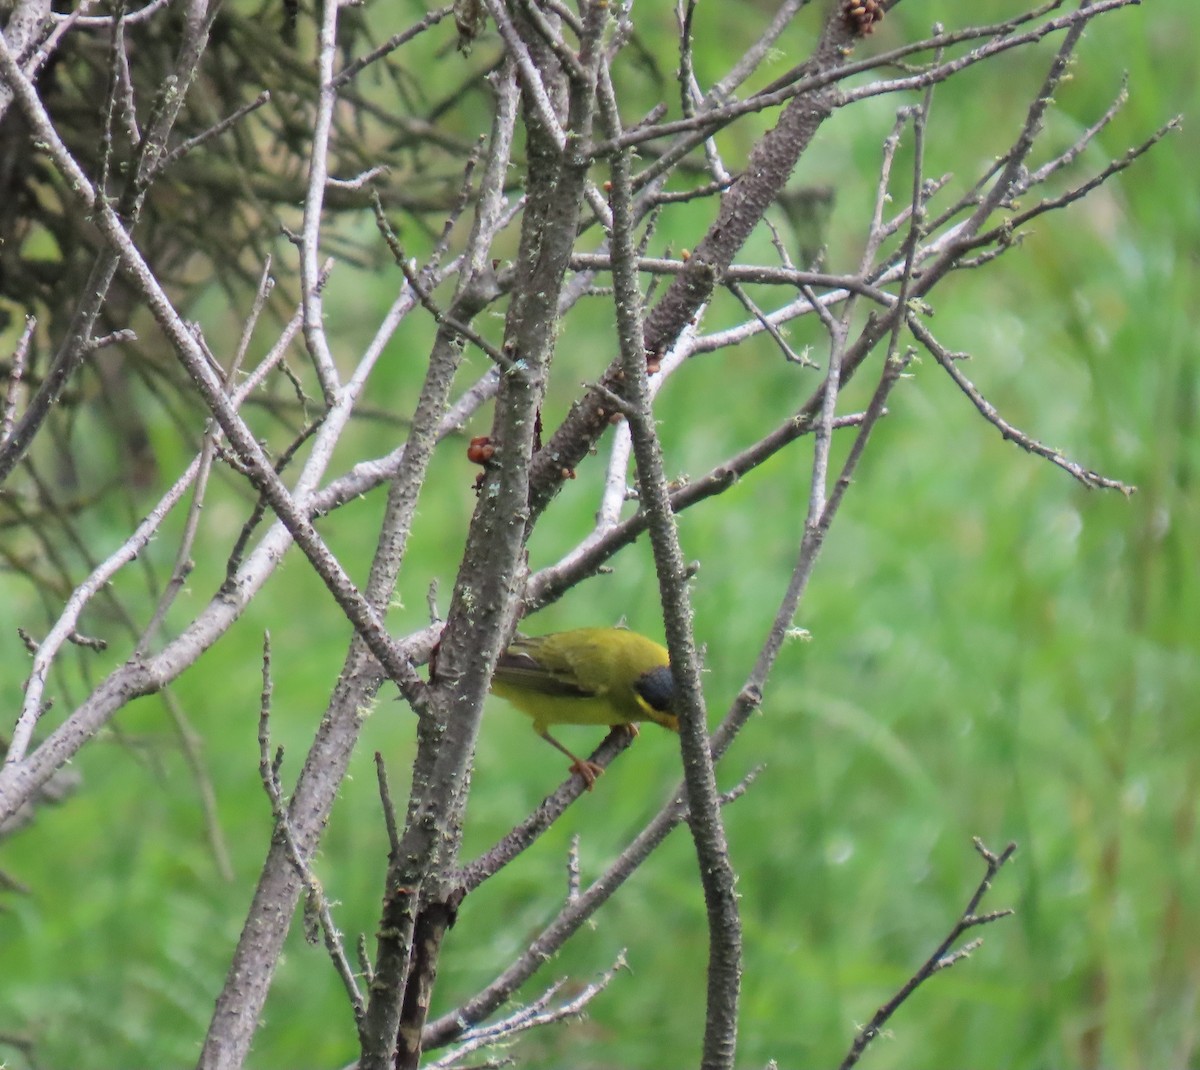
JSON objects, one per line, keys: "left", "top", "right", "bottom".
{"left": 257, "top": 635, "right": 366, "bottom": 1024}
{"left": 908, "top": 315, "right": 1135, "bottom": 494}
{"left": 426, "top": 954, "right": 627, "bottom": 1069}
{"left": 1, "top": 316, "right": 35, "bottom": 448}
{"left": 333, "top": 6, "right": 454, "bottom": 89}
{"left": 837, "top": 840, "right": 1018, "bottom": 1070}
{"left": 374, "top": 753, "right": 402, "bottom": 857}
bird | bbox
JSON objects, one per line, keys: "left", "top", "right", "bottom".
{"left": 490, "top": 627, "right": 678, "bottom": 790}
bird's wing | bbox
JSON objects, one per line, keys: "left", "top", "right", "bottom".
{"left": 493, "top": 641, "right": 599, "bottom": 699}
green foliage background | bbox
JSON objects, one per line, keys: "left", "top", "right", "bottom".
{"left": 1, "top": 2, "right": 1197, "bottom": 1068}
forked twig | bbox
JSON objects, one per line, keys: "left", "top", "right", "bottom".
{"left": 838, "top": 839, "right": 1018, "bottom": 1070}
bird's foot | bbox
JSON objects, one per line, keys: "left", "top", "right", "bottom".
{"left": 569, "top": 759, "right": 605, "bottom": 791}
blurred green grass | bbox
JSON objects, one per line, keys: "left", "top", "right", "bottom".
{"left": 2, "top": 1, "right": 1197, "bottom": 1068}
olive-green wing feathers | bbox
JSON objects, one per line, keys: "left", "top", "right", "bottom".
{"left": 491, "top": 636, "right": 601, "bottom": 699}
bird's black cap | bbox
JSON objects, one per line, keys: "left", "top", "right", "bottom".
{"left": 634, "top": 665, "right": 676, "bottom": 715}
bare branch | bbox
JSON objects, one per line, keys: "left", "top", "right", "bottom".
{"left": 606, "top": 106, "right": 741, "bottom": 1069}
{"left": 426, "top": 954, "right": 627, "bottom": 1069}
{"left": 0, "top": 316, "right": 35, "bottom": 448}
{"left": 256, "top": 635, "right": 365, "bottom": 1026}
{"left": 838, "top": 840, "right": 1018, "bottom": 1070}
{"left": 909, "top": 315, "right": 1136, "bottom": 494}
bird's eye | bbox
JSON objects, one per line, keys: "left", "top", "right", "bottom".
{"left": 635, "top": 665, "right": 675, "bottom": 714}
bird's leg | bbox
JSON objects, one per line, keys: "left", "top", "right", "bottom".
{"left": 613, "top": 723, "right": 639, "bottom": 738}
{"left": 537, "top": 726, "right": 603, "bottom": 790}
